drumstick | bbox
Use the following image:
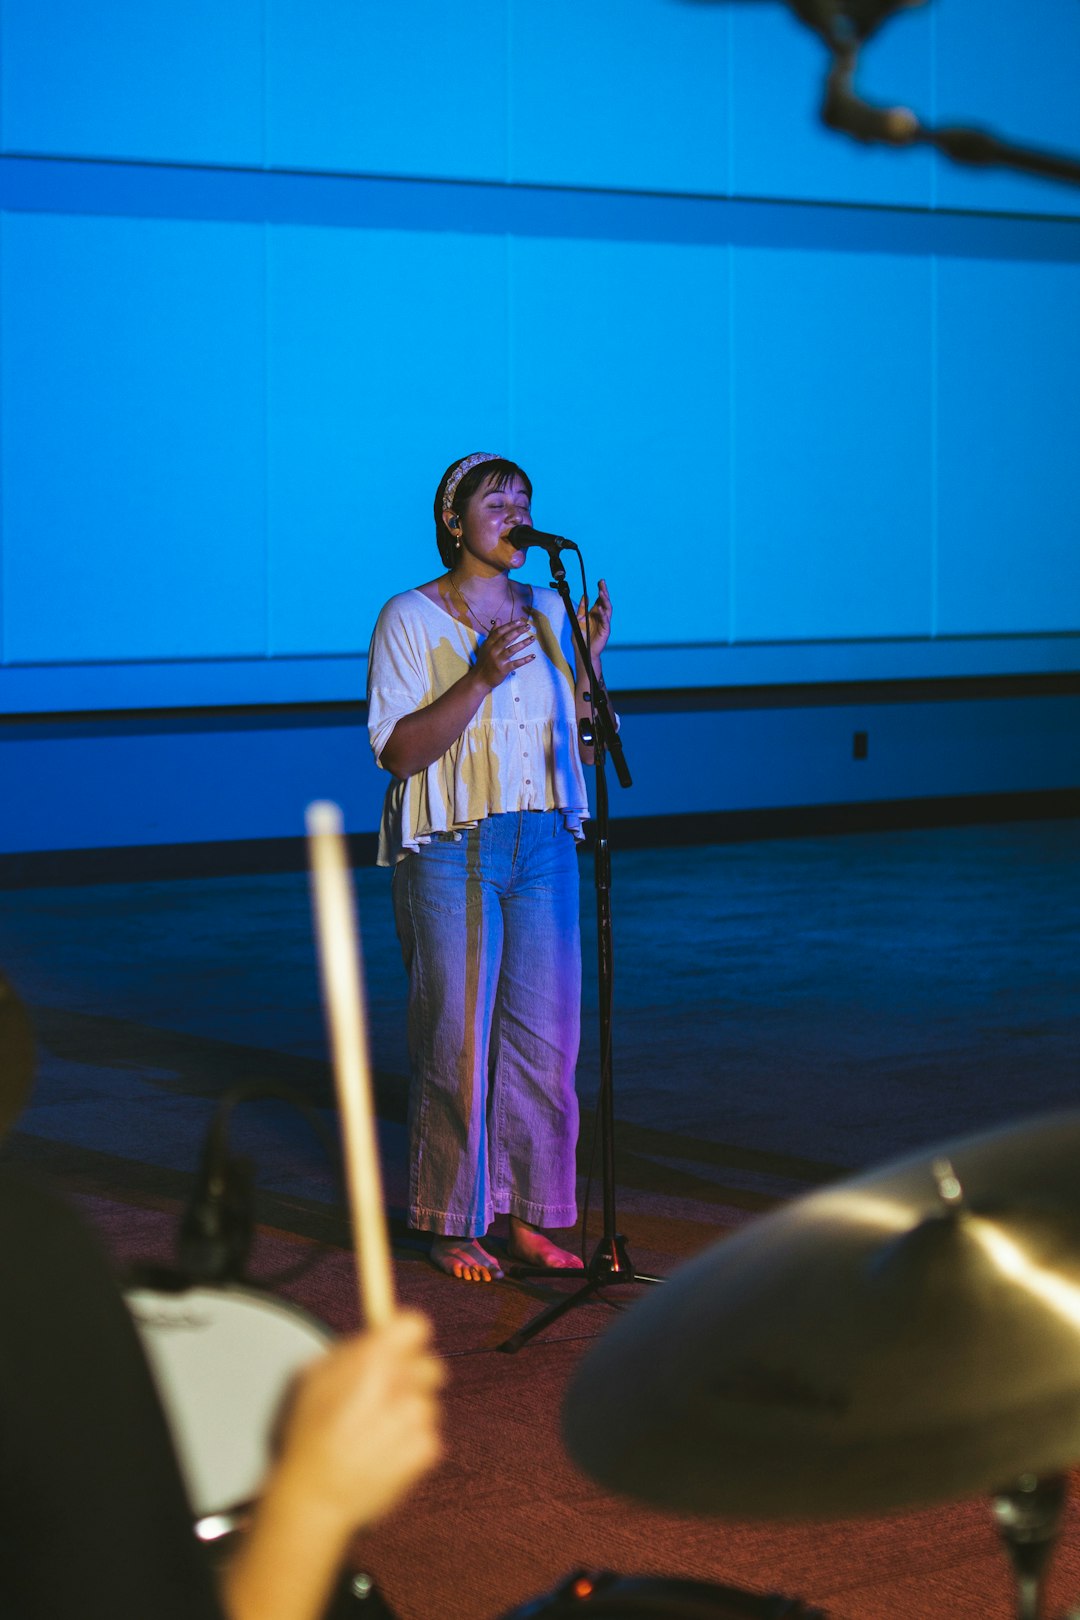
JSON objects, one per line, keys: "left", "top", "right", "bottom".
{"left": 306, "top": 801, "right": 394, "bottom": 1329}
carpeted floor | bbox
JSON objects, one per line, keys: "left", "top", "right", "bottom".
{"left": 2, "top": 818, "right": 1080, "bottom": 1617}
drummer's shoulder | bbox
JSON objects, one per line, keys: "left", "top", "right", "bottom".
{"left": 0, "top": 1163, "right": 64, "bottom": 1221}
{"left": 0, "top": 1166, "right": 105, "bottom": 1279}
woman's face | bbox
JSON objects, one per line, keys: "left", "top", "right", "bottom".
{"left": 452, "top": 474, "right": 533, "bottom": 573}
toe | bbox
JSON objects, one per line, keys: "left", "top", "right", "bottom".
{"left": 431, "top": 1237, "right": 504, "bottom": 1282}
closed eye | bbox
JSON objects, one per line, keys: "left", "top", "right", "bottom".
{"left": 486, "top": 497, "right": 531, "bottom": 514}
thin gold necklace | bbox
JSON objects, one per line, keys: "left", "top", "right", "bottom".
{"left": 447, "top": 571, "right": 514, "bottom": 633}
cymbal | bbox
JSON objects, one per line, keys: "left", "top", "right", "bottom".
{"left": 563, "top": 1111, "right": 1080, "bottom": 1520}
{"left": 0, "top": 974, "right": 35, "bottom": 1140}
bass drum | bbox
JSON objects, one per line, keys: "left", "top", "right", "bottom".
{"left": 496, "top": 1572, "right": 825, "bottom": 1619}
{"left": 126, "top": 1282, "right": 333, "bottom": 1537}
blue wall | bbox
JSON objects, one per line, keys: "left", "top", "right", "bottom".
{"left": 1, "top": 1, "right": 1079, "bottom": 851}
{"left": 3, "top": 0, "right": 1080, "bottom": 704}
{"left": 3, "top": 692, "right": 1079, "bottom": 857}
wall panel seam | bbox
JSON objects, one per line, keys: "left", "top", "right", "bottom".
{"left": 727, "top": 240, "right": 737, "bottom": 646}
{"left": 0, "top": 203, "right": 4, "bottom": 667}
{"left": 930, "top": 252, "right": 939, "bottom": 638}
{"left": 262, "top": 222, "right": 271, "bottom": 658}
{"left": 0, "top": 204, "right": 4, "bottom": 667}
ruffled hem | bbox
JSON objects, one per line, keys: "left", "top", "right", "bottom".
{"left": 377, "top": 720, "right": 589, "bottom": 866}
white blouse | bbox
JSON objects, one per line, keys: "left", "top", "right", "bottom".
{"left": 366, "top": 585, "right": 590, "bottom": 866}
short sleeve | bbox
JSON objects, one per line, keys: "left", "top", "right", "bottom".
{"left": 366, "top": 596, "right": 429, "bottom": 769}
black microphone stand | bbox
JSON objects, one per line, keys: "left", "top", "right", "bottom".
{"left": 498, "top": 545, "right": 661, "bottom": 1354}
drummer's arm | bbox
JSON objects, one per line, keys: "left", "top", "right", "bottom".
{"left": 222, "top": 1312, "right": 443, "bottom": 1620}
{"left": 222, "top": 1463, "right": 348, "bottom": 1620}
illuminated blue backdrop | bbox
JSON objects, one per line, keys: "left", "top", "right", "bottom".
{"left": 1, "top": 0, "right": 1078, "bottom": 853}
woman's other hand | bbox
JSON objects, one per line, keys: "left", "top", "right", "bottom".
{"left": 474, "top": 619, "right": 536, "bottom": 690}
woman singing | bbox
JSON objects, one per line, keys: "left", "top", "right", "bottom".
{"left": 367, "top": 452, "right": 612, "bottom": 1282}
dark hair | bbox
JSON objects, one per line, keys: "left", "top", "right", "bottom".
{"left": 433, "top": 456, "right": 533, "bottom": 569}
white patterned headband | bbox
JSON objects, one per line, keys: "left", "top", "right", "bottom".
{"left": 441, "top": 452, "right": 504, "bottom": 514}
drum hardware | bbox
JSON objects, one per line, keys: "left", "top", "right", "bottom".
{"left": 179, "top": 1116, "right": 254, "bottom": 1284}
{"left": 125, "top": 1074, "right": 350, "bottom": 1533}
{"left": 124, "top": 1073, "right": 351, "bottom": 1538}
{"left": 494, "top": 1570, "right": 826, "bottom": 1617}
{"left": 304, "top": 1567, "right": 400, "bottom": 1617}
{"left": 127, "top": 1280, "right": 335, "bottom": 1538}
{"left": 266, "top": 1567, "right": 829, "bottom": 1620}
{"left": 992, "top": 1474, "right": 1069, "bottom": 1620}
{"left": 194, "top": 1531, "right": 395, "bottom": 1617}
{"left": 564, "top": 1111, "right": 1080, "bottom": 1620}
{"left": 124, "top": 1066, "right": 357, "bottom": 1540}
{"left": 309, "top": 1569, "right": 828, "bottom": 1619}
{"left": 178, "top": 1078, "right": 344, "bottom": 1286}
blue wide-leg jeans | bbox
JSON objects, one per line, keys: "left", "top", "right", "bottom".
{"left": 392, "top": 810, "right": 581, "bottom": 1238}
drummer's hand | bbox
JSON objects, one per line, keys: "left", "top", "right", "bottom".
{"left": 276, "top": 1310, "right": 444, "bottom": 1531}
{"left": 576, "top": 578, "right": 612, "bottom": 659}
{"left": 474, "top": 619, "right": 535, "bottom": 690}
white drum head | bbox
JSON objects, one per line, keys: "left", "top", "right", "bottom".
{"left": 127, "top": 1284, "right": 333, "bottom": 1521}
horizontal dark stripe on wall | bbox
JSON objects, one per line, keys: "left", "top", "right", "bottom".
{"left": 3, "top": 789, "right": 1078, "bottom": 891}
{"left": 0, "top": 703, "right": 365, "bottom": 742}
{"left": 3, "top": 669, "right": 1078, "bottom": 740}
{"left": 611, "top": 790, "right": 1080, "bottom": 851}
{"left": 0, "top": 833, "right": 379, "bottom": 890}
{"left": 612, "top": 670, "right": 1080, "bottom": 713}
{"left": 3, "top": 153, "right": 1080, "bottom": 262}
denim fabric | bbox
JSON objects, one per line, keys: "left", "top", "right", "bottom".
{"left": 392, "top": 810, "right": 581, "bottom": 1238}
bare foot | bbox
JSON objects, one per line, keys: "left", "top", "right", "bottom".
{"left": 430, "top": 1237, "right": 504, "bottom": 1283}
{"left": 508, "top": 1217, "right": 585, "bottom": 1271}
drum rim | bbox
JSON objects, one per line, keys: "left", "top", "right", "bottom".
{"left": 125, "top": 1278, "right": 337, "bottom": 1343}
{"left": 126, "top": 1277, "right": 337, "bottom": 1533}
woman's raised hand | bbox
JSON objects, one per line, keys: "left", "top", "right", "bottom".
{"left": 576, "top": 578, "right": 613, "bottom": 659}
{"left": 474, "top": 619, "right": 536, "bottom": 690}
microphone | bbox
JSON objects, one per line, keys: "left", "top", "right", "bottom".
{"left": 178, "top": 1108, "right": 254, "bottom": 1284}
{"left": 506, "top": 524, "right": 579, "bottom": 555}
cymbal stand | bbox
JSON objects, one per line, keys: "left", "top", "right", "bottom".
{"left": 992, "top": 1473, "right": 1067, "bottom": 1620}
{"left": 498, "top": 551, "right": 661, "bottom": 1355}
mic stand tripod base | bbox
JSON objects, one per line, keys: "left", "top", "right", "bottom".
{"left": 497, "top": 1234, "right": 661, "bottom": 1355}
